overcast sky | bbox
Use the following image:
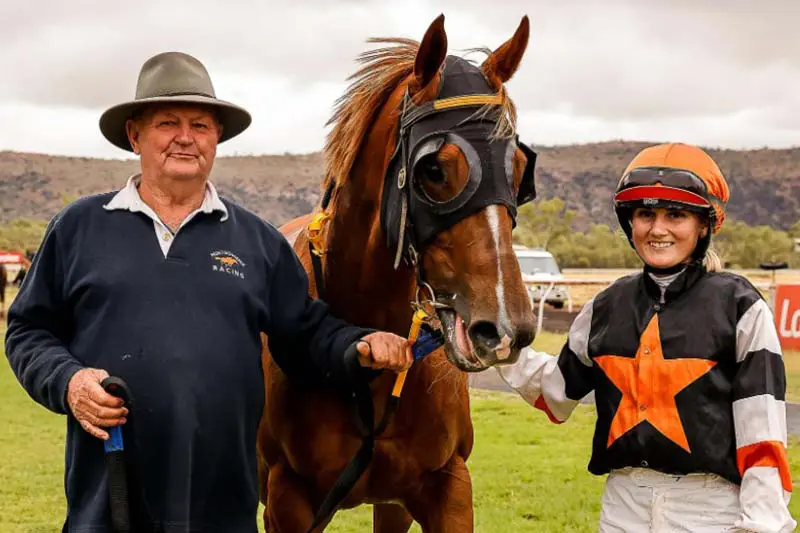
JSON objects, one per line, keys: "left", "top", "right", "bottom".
{"left": 2, "top": 0, "right": 798, "bottom": 159}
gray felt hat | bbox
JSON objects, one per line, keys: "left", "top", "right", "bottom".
{"left": 99, "top": 52, "right": 251, "bottom": 151}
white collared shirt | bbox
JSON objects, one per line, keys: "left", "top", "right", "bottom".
{"left": 103, "top": 174, "right": 228, "bottom": 257}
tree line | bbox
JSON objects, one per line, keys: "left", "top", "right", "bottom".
{"left": 1, "top": 199, "right": 798, "bottom": 269}
{"left": 0, "top": 218, "right": 49, "bottom": 254}
{"left": 513, "top": 199, "right": 800, "bottom": 269}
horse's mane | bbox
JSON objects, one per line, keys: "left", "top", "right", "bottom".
{"left": 323, "top": 38, "right": 419, "bottom": 190}
{"left": 322, "top": 39, "right": 518, "bottom": 193}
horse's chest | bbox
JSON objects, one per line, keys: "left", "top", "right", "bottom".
{"left": 266, "top": 362, "right": 472, "bottom": 501}
{"left": 286, "top": 397, "right": 468, "bottom": 491}
{"left": 288, "top": 400, "right": 464, "bottom": 473}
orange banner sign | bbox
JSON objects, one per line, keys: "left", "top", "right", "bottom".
{"left": 776, "top": 284, "right": 800, "bottom": 351}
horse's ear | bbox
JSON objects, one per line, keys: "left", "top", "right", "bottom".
{"left": 413, "top": 14, "right": 448, "bottom": 91}
{"left": 481, "top": 15, "right": 530, "bottom": 85}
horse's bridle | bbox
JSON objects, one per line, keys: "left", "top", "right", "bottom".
{"left": 380, "top": 55, "right": 537, "bottom": 270}
{"left": 309, "top": 55, "right": 538, "bottom": 281}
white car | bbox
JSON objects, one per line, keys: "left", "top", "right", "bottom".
{"left": 514, "top": 246, "right": 568, "bottom": 309}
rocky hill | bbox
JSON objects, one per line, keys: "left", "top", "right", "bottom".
{"left": 1, "top": 142, "right": 798, "bottom": 229}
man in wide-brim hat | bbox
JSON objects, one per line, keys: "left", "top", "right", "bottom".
{"left": 97, "top": 51, "right": 253, "bottom": 232}
{"left": 5, "top": 52, "right": 413, "bottom": 531}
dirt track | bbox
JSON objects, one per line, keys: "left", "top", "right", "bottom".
{"left": 537, "top": 308, "right": 580, "bottom": 333}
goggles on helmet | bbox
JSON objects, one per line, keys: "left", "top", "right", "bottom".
{"left": 614, "top": 167, "right": 710, "bottom": 209}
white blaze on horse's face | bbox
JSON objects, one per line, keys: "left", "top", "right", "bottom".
{"left": 487, "top": 205, "right": 514, "bottom": 361}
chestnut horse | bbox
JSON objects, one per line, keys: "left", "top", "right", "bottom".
{"left": 258, "top": 15, "right": 536, "bottom": 532}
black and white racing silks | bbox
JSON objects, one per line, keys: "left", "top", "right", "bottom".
{"left": 498, "top": 264, "right": 795, "bottom": 532}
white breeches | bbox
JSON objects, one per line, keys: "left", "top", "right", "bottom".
{"left": 599, "top": 468, "right": 742, "bottom": 532}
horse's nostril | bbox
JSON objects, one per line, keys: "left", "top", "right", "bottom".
{"left": 514, "top": 327, "right": 535, "bottom": 350}
{"left": 468, "top": 321, "right": 501, "bottom": 350}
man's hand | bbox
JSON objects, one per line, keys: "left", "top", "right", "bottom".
{"left": 356, "top": 332, "right": 413, "bottom": 372}
{"left": 66, "top": 368, "right": 128, "bottom": 440}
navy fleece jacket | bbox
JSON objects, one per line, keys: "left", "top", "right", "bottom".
{"left": 4, "top": 193, "right": 371, "bottom": 532}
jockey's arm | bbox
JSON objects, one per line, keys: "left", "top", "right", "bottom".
{"left": 496, "top": 299, "right": 596, "bottom": 423}
{"left": 731, "top": 297, "right": 795, "bottom": 532}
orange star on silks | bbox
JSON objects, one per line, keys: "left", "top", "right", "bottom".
{"left": 594, "top": 315, "right": 716, "bottom": 453}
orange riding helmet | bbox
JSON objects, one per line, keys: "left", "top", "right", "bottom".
{"left": 614, "top": 143, "right": 730, "bottom": 259}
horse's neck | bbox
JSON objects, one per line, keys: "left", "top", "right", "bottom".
{"left": 322, "top": 190, "right": 416, "bottom": 335}
{"left": 320, "top": 79, "right": 423, "bottom": 334}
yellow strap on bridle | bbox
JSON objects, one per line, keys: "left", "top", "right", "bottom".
{"left": 306, "top": 211, "right": 330, "bottom": 256}
{"left": 432, "top": 93, "right": 503, "bottom": 111}
{"left": 391, "top": 307, "right": 429, "bottom": 397}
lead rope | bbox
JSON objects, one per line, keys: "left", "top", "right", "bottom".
{"left": 306, "top": 303, "right": 442, "bottom": 532}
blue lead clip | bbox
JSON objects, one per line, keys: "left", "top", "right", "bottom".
{"left": 411, "top": 326, "right": 445, "bottom": 360}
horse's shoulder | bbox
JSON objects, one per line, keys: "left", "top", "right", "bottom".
{"left": 279, "top": 213, "right": 315, "bottom": 246}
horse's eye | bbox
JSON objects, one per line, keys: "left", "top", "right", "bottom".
{"left": 416, "top": 155, "right": 446, "bottom": 185}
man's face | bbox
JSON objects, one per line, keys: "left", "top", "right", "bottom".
{"left": 126, "top": 105, "right": 222, "bottom": 181}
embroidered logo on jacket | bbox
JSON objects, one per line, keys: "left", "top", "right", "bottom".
{"left": 210, "top": 250, "right": 246, "bottom": 279}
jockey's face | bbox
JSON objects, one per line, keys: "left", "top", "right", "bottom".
{"left": 631, "top": 207, "right": 708, "bottom": 269}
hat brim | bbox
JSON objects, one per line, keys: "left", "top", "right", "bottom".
{"left": 99, "top": 94, "right": 252, "bottom": 152}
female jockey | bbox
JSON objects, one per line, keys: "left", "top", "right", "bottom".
{"left": 499, "top": 143, "right": 795, "bottom": 532}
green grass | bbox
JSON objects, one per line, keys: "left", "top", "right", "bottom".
{"left": 2, "top": 288, "right": 800, "bottom": 531}
{"left": 531, "top": 330, "right": 569, "bottom": 356}
{"left": 784, "top": 351, "right": 800, "bottom": 403}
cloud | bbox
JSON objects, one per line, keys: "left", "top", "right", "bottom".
{"left": 0, "top": 0, "right": 798, "bottom": 156}
{"left": 1, "top": 1, "right": 446, "bottom": 108}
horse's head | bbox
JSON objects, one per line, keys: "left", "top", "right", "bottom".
{"left": 324, "top": 15, "right": 537, "bottom": 372}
